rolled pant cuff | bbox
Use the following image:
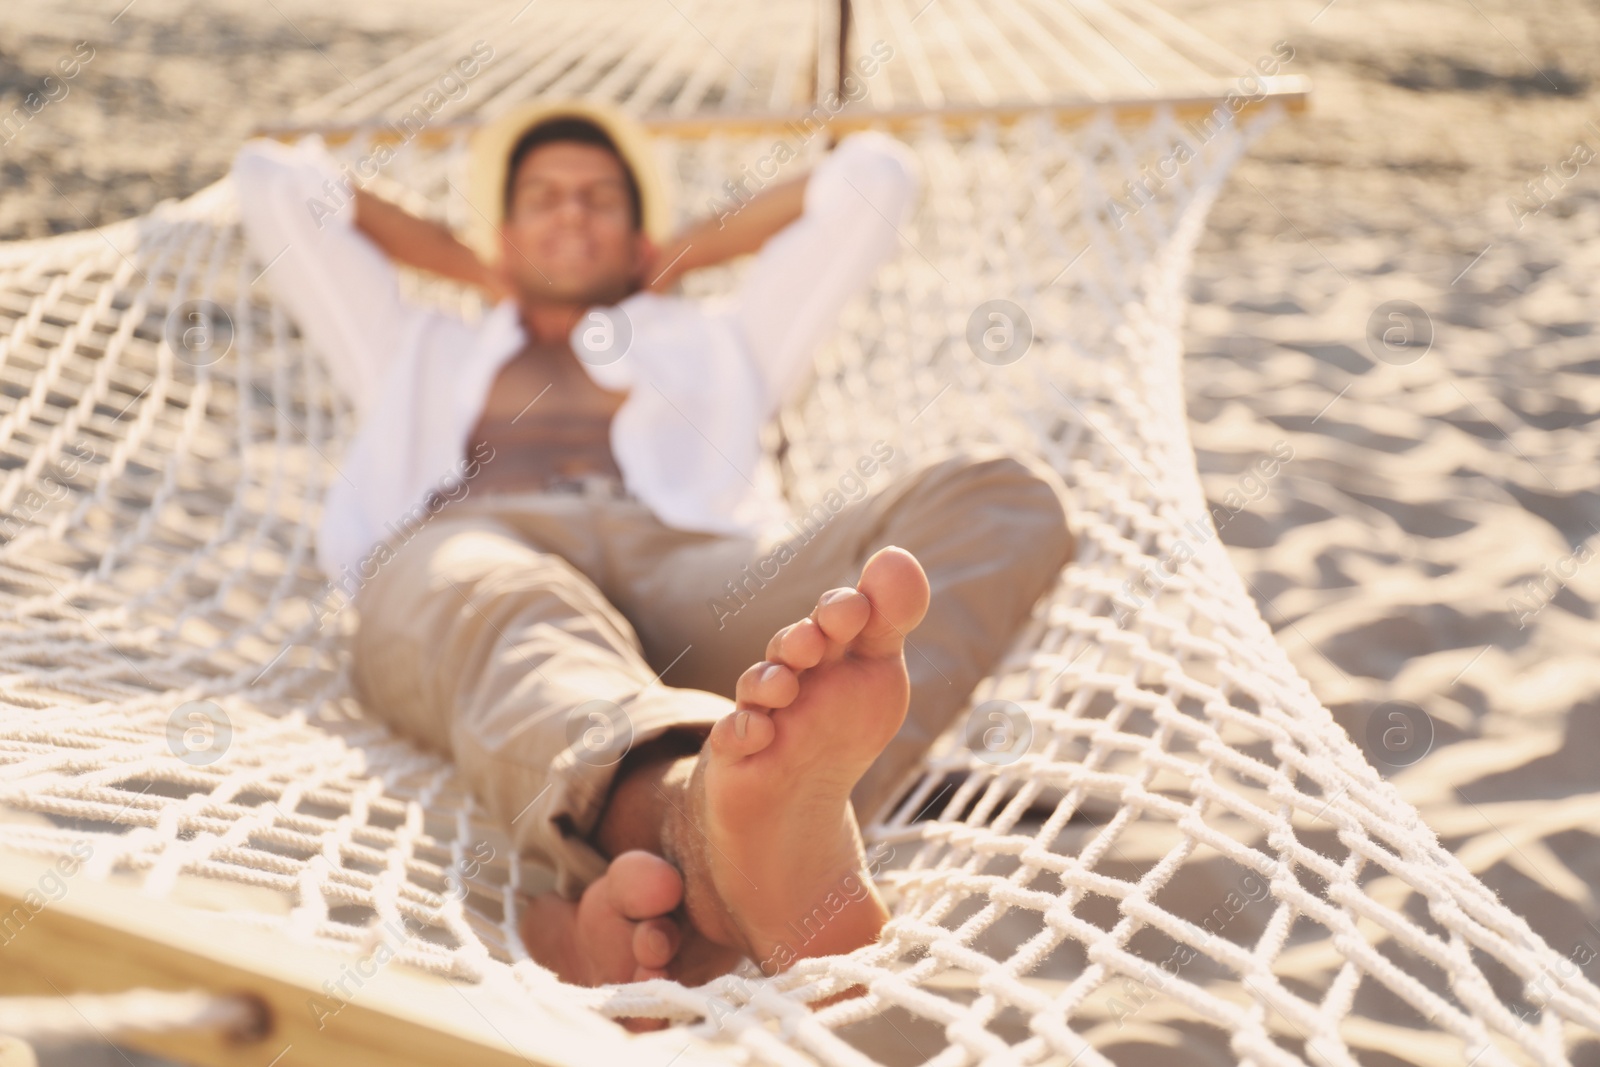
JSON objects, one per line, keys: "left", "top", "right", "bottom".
{"left": 519, "top": 687, "right": 732, "bottom": 900}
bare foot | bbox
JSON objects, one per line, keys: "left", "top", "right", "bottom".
{"left": 666, "top": 545, "right": 930, "bottom": 973}
{"left": 520, "top": 849, "right": 684, "bottom": 988}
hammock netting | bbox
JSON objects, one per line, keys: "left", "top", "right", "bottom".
{"left": 1, "top": 1, "right": 1597, "bottom": 1064}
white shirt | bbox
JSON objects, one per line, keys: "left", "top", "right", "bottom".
{"left": 230, "top": 130, "right": 920, "bottom": 586}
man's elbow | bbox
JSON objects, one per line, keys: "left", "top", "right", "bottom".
{"left": 232, "top": 136, "right": 358, "bottom": 236}
{"left": 834, "top": 131, "right": 922, "bottom": 227}
{"left": 230, "top": 137, "right": 293, "bottom": 194}
{"left": 231, "top": 138, "right": 322, "bottom": 229}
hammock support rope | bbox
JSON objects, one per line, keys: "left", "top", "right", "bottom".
{"left": 0, "top": 1, "right": 1595, "bottom": 1065}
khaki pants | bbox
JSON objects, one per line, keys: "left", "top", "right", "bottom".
{"left": 349, "top": 448, "right": 1073, "bottom": 899}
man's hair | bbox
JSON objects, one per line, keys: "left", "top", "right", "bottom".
{"left": 502, "top": 116, "right": 643, "bottom": 230}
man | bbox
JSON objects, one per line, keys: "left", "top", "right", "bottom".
{"left": 232, "top": 100, "right": 1072, "bottom": 989}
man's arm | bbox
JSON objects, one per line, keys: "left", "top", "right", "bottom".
{"left": 352, "top": 189, "right": 510, "bottom": 301}
{"left": 644, "top": 175, "right": 808, "bottom": 293}
{"left": 232, "top": 137, "right": 413, "bottom": 418}
{"left": 725, "top": 132, "right": 922, "bottom": 419}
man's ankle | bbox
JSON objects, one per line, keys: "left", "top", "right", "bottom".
{"left": 593, "top": 730, "right": 702, "bottom": 860}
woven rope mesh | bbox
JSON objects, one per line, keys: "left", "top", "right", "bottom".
{"left": 2, "top": 2, "right": 1600, "bottom": 1064}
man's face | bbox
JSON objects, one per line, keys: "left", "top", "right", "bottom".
{"left": 499, "top": 141, "right": 647, "bottom": 306}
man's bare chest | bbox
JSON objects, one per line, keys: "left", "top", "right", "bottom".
{"left": 473, "top": 342, "right": 628, "bottom": 439}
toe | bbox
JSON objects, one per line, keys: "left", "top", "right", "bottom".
{"left": 573, "top": 874, "right": 635, "bottom": 985}
{"left": 605, "top": 850, "right": 684, "bottom": 919}
{"left": 519, "top": 891, "right": 579, "bottom": 977}
{"left": 763, "top": 622, "right": 792, "bottom": 661}
{"left": 735, "top": 660, "right": 799, "bottom": 709}
{"left": 852, "top": 546, "right": 930, "bottom": 660}
{"left": 767, "top": 618, "right": 827, "bottom": 669}
{"left": 633, "top": 917, "right": 681, "bottom": 970}
{"left": 811, "top": 586, "right": 873, "bottom": 650}
{"left": 707, "top": 706, "right": 775, "bottom": 759}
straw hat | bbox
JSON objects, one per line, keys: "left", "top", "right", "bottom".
{"left": 462, "top": 98, "right": 673, "bottom": 265}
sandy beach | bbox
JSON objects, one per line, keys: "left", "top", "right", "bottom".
{"left": 2, "top": 0, "right": 1598, "bottom": 1060}
{"left": 1176, "top": 0, "right": 1600, "bottom": 980}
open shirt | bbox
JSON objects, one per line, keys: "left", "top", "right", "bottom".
{"left": 230, "top": 130, "right": 921, "bottom": 585}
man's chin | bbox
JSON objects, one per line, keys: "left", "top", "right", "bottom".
{"left": 514, "top": 277, "right": 639, "bottom": 309}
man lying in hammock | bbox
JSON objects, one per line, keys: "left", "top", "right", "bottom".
{"left": 232, "top": 101, "right": 1072, "bottom": 988}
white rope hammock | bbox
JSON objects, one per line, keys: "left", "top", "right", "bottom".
{"left": 1, "top": 1, "right": 1596, "bottom": 1064}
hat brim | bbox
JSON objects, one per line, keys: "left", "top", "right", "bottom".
{"left": 463, "top": 99, "right": 672, "bottom": 265}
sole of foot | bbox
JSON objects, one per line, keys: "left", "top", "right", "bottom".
{"left": 670, "top": 545, "right": 930, "bottom": 971}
